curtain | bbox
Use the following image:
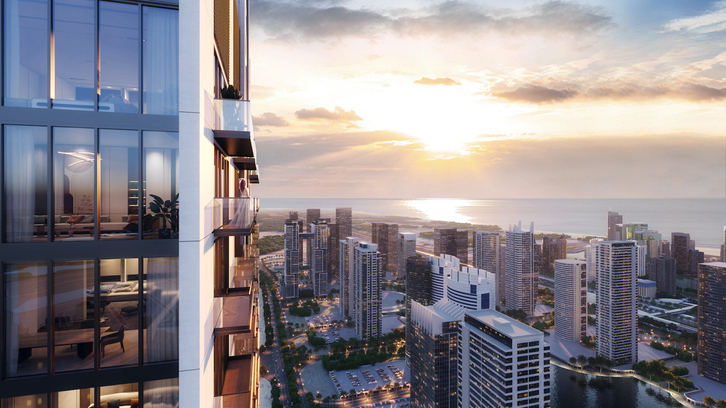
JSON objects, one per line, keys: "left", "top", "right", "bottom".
{"left": 144, "top": 378, "right": 179, "bottom": 408}
{"left": 4, "top": 126, "right": 37, "bottom": 242}
{"left": 143, "top": 7, "right": 178, "bottom": 115}
{"left": 145, "top": 257, "right": 179, "bottom": 362}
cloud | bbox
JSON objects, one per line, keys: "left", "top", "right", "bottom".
{"left": 493, "top": 85, "right": 578, "bottom": 103}
{"left": 414, "top": 77, "right": 461, "bottom": 86}
{"left": 251, "top": 0, "right": 613, "bottom": 41}
{"left": 663, "top": 1, "right": 726, "bottom": 34}
{"left": 253, "top": 112, "right": 290, "bottom": 127}
{"left": 678, "top": 83, "right": 726, "bottom": 100}
{"left": 295, "top": 106, "right": 363, "bottom": 122}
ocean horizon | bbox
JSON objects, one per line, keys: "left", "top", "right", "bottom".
{"left": 259, "top": 198, "right": 726, "bottom": 247}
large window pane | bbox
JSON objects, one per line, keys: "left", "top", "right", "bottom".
{"left": 50, "top": 388, "right": 93, "bottom": 408}
{"left": 99, "top": 383, "right": 138, "bottom": 408}
{"left": 5, "top": 262, "right": 48, "bottom": 377}
{"left": 2, "top": 393, "right": 47, "bottom": 407}
{"left": 4, "top": 0, "right": 49, "bottom": 107}
{"left": 143, "top": 378, "right": 178, "bottom": 407}
{"left": 142, "top": 132, "right": 178, "bottom": 239}
{"left": 100, "top": 2, "right": 139, "bottom": 113}
{"left": 4, "top": 125, "right": 48, "bottom": 242}
{"left": 144, "top": 257, "right": 178, "bottom": 363}
{"left": 53, "top": 127, "right": 95, "bottom": 241}
{"left": 52, "top": 260, "right": 94, "bottom": 372}
{"left": 53, "top": 0, "right": 94, "bottom": 110}
{"left": 100, "top": 130, "right": 138, "bottom": 240}
{"left": 143, "top": 6, "right": 178, "bottom": 115}
{"left": 99, "top": 258, "right": 139, "bottom": 368}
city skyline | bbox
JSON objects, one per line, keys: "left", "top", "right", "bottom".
{"left": 249, "top": 0, "right": 726, "bottom": 199}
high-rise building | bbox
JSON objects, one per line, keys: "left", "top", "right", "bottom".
{"left": 698, "top": 262, "right": 726, "bottom": 385}
{"left": 339, "top": 237, "right": 359, "bottom": 319}
{"left": 434, "top": 228, "right": 468, "bottom": 264}
{"left": 336, "top": 207, "right": 352, "bottom": 238}
{"left": 398, "top": 233, "right": 417, "bottom": 279}
{"left": 406, "top": 255, "right": 433, "bottom": 363}
{"left": 721, "top": 227, "right": 726, "bottom": 262}
{"left": 410, "top": 300, "right": 466, "bottom": 408}
{"left": 458, "top": 310, "right": 551, "bottom": 408}
{"left": 607, "top": 211, "right": 623, "bottom": 241}
{"left": 0, "top": 0, "right": 260, "bottom": 404}
{"left": 687, "top": 249, "right": 704, "bottom": 278}
{"left": 636, "top": 244, "right": 647, "bottom": 277}
{"left": 311, "top": 220, "right": 330, "bottom": 297}
{"left": 596, "top": 241, "right": 638, "bottom": 366}
{"left": 372, "top": 223, "right": 399, "bottom": 272}
{"left": 648, "top": 255, "right": 676, "bottom": 296}
{"left": 500, "top": 244, "right": 507, "bottom": 305}
{"left": 306, "top": 208, "right": 321, "bottom": 266}
{"left": 541, "top": 234, "right": 567, "bottom": 273}
{"left": 283, "top": 219, "right": 301, "bottom": 299}
{"left": 289, "top": 211, "right": 299, "bottom": 220}
{"left": 586, "top": 238, "right": 603, "bottom": 281}
{"left": 633, "top": 230, "right": 662, "bottom": 258}
{"left": 354, "top": 243, "right": 382, "bottom": 340}
{"left": 554, "top": 260, "right": 587, "bottom": 342}
{"left": 431, "top": 254, "right": 458, "bottom": 303}
{"left": 505, "top": 222, "right": 536, "bottom": 315}
{"left": 671, "top": 232, "right": 690, "bottom": 274}
{"left": 474, "top": 231, "right": 501, "bottom": 305}
{"left": 328, "top": 223, "right": 339, "bottom": 280}
{"left": 661, "top": 240, "right": 671, "bottom": 257}
{"left": 445, "top": 266, "right": 497, "bottom": 311}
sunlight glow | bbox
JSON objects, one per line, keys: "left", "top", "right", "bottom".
{"left": 405, "top": 199, "right": 473, "bottom": 223}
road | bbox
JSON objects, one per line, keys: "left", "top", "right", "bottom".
{"left": 265, "top": 281, "right": 295, "bottom": 407}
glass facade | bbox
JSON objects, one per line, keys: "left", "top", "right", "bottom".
{"left": 53, "top": 127, "right": 95, "bottom": 241}
{"left": 99, "top": 2, "right": 139, "bottom": 113}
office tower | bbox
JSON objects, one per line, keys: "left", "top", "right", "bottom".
{"left": 687, "top": 249, "right": 704, "bottom": 278}
{"left": 554, "top": 260, "right": 587, "bottom": 342}
{"left": 328, "top": 223, "right": 339, "bottom": 280}
{"left": 336, "top": 207, "right": 352, "bottom": 238}
{"left": 648, "top": 255, "right": 677, "bottom": 296}
{"left": 615, "top": 224, "right": 626, "bottom": 241}
{"left": 634, "top": 230, "right": 662, "bottom": 259}
{"left": 289, "top": 211, "right": 299, "bottom": 220}
{"left": 339, "top": 237, "right": 359, "bottom": 319}
{"left": 434, "top": 228, "right": 469, "bottom": 264}
{"left": 671, "top": 232, "right": 690, "bottom": 274}
{"left": 0, "top": 0, "right": 260, "bottom": 404}
{"left": 586, "top": 238, "right": 603, "bottom": 281}
{"left": 458, "top": 310, "right": 551, "bottom": 408}
{"left": 607, "top": 211, "right": 623, "bottom": 241}
{"left": 398, "top": 233, "right": 417, "bottom": 279}
{"left": 406, "top": 255, "right": 433, "bottom": 363}
{"left": 410, "top": 300, "right": 466, "bottom": 408}
{"left": 456, "top": 230, "right": 469, "bottom": 264}
{"left": 445, "top": 267, "right": 497, "bottom": 310}
{"left": 541, "top": 234, "right": 567, "bottom": 273}
{"left": 661, "top": 240, "right": 671, "bottom": 257}
{"left": 636, "top": 244, "right": 647, "bottom": 277}
{"left": 372, "top": 223, "right": 399, "bottom": 273}
{"left": 306, "top": 209, "right": 321, "bottom": 228}
{"left": 500, "top": 244, "right": 507, "bottom": 305}
{"left": 698, "top": 262, "right": 726, "bottom": 385}
{"left": 474, "top": 231, "right": 501, "bottom": 305}
{"left": 311, "top": 220, "right": 330, "bottom": 297}
{"left": 505, "top": 222, "right": 536, "bottom": 315}
{"left": 354, "top": 243, "right": 382, "bottom": 340}
{"left": 596, "top": 241, "right": 638, "bottom": 365}
{"left": 283, "top": 219, "right": 301, "bottom": 299}
{"left": 431, "top": 254, "right": 458, "bottom": 303}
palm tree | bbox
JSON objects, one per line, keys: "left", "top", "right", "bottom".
{"left": 569, "top": 357, "right": 577, "bottom": 365}
{"left": 703, "top": 396, "right": 716, "bottom": 408}
{"left": 577, "top": 354, "right": 587, "bottom": 366}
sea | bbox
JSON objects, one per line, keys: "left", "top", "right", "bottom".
{"left": 259, "top": 198, "right": 726, "bottom": 248}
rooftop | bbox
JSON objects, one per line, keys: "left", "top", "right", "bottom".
{"left": 466, "top": 309, "right": 541, "bottom": 337}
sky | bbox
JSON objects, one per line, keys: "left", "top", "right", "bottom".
{"left": 248, "top": 0, "right": 726, "bottom": 199}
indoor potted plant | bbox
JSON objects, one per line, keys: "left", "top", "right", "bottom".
{"left": 148, "top": 193, "right": 179, "bottom": 238}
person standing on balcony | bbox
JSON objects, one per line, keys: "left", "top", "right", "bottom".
{"left": 229, "top": 178, "right": 250, "bottom": 229}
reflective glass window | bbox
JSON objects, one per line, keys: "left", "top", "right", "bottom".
{"left": 4, "top": 125, "right": 48, "bottom": 242}
{"left": 142, "top": 132, "right": 178, "bottom": 239}
{"left": 99, "top": 2, "right": 139, "bottom": 113}
{"left": 2, "top": 393, "right": 47, "bottom": 407}
{"left": 143, "top": 257, "right": 178, "bottom": 363}
{"left": 53, "top": 127, "right": 95, "bottom": 241}
{"left": 99, "top": 130, "right": 139, "bottom": 240}
{"left": 143, "top": 378, "right": 178, "bottom": 407}
{"left": 99, "top": 258, "right": 139, "bottom": 368}
{"left": 99, "top": 383, "right": 137, "bottom": 407}
{"left": 53, "top": 0, "right": 95, "bottom": 110}
{"left": 51, "top": 387, "right": 93, "bottom": 408}
{"left": 4, "top": 262, "right": 48, "bottom": 377}
{"left": 142, "top": 6, "right": 178, "bottom": 115}
{"left": 52, "top": 260, "right": 94, "bottom": 372}
{"left": 4, "top": 0, "right": 49, "bottom": 107}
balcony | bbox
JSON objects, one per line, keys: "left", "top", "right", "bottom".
{"left": 213, "top": 354, "right": 257, "bottom": 408}
{"left": 249, "top": 170, "right": 259, "bottom": 184}
{"left": 213, "top": 197, "right": 259, "bottom": 238}
{"left": 213, "top": 293, "right": 256, "bottom": 336}
{"left": 213, "top": 99, "right": 256, "bottom": 158}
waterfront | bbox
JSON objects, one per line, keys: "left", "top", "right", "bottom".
{"left": 260, "top": 198, "right": 726, "bottom": 246}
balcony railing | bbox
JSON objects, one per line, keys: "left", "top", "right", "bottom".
{"left": 213, "top": 99, "right": 257, "bottom": 158}
{"left": 213, "top": 294, "right": 255, "bottom": 335}
{"left": 213, "top": 197, "right": 258, "bottom": 238}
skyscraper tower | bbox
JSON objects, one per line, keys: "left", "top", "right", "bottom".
{"left": 434, "top": 228, "right": 468, "bottom": 264}
{"left": 354, "top": 243, "right": 382, "bottom": 340}
{"left": 336, "top": 207, "right": 353, "bottom": 238}
{"left": 505, "top": 222, "right": 536, "bottom": 314}
{"left": 283, "top": 218, "right": 301, "bottom": 299}
{"left": 339, "top": 237, "right": 359, "bottom": 318}
{"left": 698, "top": 262, "right": 726, "bottom": 385}
{"left": 398, "top": 233, "right": 417, "bottom": 279}
{"left": 474, "top": 231, "right": 501, "bottom": 306}
{"left": 554, "top": 260, "right": 587, "bottom": 342}
{"left": 541, "top": 234, "right": 567, "bottom": 273}
{"left": 671, "top": 232, "right": 690, "bottom": 274}
{"left": 372, "top": 223, "right": 399, "bottom": 272}
{"left": 648, "top": 255, "right": 676, "bottom": 297}
{"left": 406, "top": 255, "right": 433, "bottom": 363}
{"left": 311, "top": 219, "right": 330, "bottom": 297}
{"left": 607, "top": 211, "right": 623, "bottom": 241}
{"left": 596, "top": 241, "right": 638, "bottom": 365}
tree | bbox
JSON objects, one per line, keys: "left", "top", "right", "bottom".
{"left": 703, "top": 396, "right": 716, "bottom": 408}
{"left": 577, "top": 355, "right": 587, "bottom": 366}
{"left": 662, "top": 371, "right": 675, "bottom": 390}
{"left": 716, "top": 399, "right": 726, "bottom": 408}
{"left": 569, "top": 357, "right": 577, "bottom": 365}
{"left": 260, "top": 365, "right": 268, "bottom": 376}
